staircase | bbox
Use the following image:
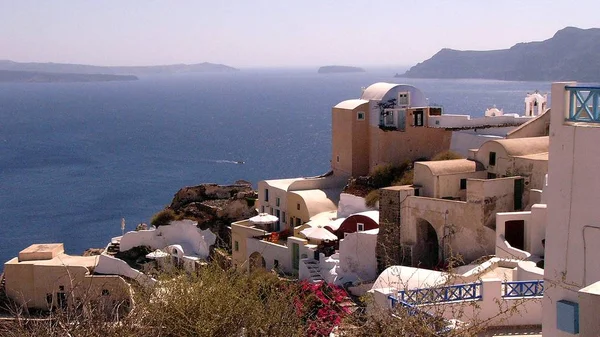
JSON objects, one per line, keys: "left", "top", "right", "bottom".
{"left": 302, "top": 259, "right": 324, "bottom": 283}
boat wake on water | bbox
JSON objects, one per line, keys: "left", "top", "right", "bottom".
{"left": 204, "top": 159, "right": 245, "bottom": 165}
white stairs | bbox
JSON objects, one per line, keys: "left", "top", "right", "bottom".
{"left": 302, "top": 258, "right": 324, "bottom": 283}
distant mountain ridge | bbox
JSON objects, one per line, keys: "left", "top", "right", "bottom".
{"left": 0, "top": 70, "right": 138, "bottom": 83}
{"left": 0, "top": 60, "right": 239, "bottom": 76}
{"left": 318, "top": 65, "right": 365, "bottom": 74}
{"left": 399, "top": 27, "right": 600, "bottom": 81}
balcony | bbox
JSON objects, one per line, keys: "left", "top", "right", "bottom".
{"left": 565, "top": 85, "right": 600, "bottom": 123}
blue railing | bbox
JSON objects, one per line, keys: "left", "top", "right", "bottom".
{"left": 393, "top": 282, "right": 482, "bottom": 305}
{"left": 502, "top": 280, "right": 544, "bottom": 298}
{"left": 387, "top": 297, "right": 454, "bottom": 334}
{"left": 566, "top": 86, "right": 600, "bottom": 123}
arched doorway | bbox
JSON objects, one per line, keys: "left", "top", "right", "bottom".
{"left": 416, "top": 219, "right": 439, "bottom": 268}
{"left": 249, "top": 252, "right": 266, "bottom": 272}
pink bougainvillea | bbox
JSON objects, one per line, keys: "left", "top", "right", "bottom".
{"left": 292, "top": 281, "right": 350, "bottom": 336}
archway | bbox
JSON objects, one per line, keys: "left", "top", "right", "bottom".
{"left": 249, "top": 252, "right": 266, "bottom": 272}
{"left": 416, "top": 219, "right": 439, "bottom": 269}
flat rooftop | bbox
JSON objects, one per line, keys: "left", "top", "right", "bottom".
{"left": 6, "top": 254, "right": 99, "bottom": 269}
{"left": 18, "top": 243, "right": 64, "bottom": 261}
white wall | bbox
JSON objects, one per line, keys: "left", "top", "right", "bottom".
{"left": 119, "top": 220, "right": 216, "bottom": 259}
{"left": 429, "top": 114, "right": 532, "bottom": 129}
{"left": 95, "top": 254, "right": 157, "bottom": 288}
{"left": 337, "top": 193, "right": 373, "bottom": 218}
{"left": 372, "top": 278, "right": 542, "bottom": 327}
{"left": 450, "top": 131, "right": 504, "bottom": 157}
{"left": 245, "top": 238, "right": 291, "bottom": 273}
{"left": 337, "top": 230, "right": 378, "bottom": 284}
{"left": 542, "top": 82, "right": 600, "bottom": 337}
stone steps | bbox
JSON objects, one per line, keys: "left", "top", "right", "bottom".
{"left": 302, "top": 258, "right": 324, "bottom": 283}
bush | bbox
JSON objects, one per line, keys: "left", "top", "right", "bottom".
{"left": 393, "top": 168, "right": 414, "bottom": 186}
{"left": 431, "top": 150, "right": 463, "bottom": 161}
{"left": 371, "top": 161, "right": 410, "bottom": 188}
{"left": 365, "top": 190, "right": 379, "bottom": 208}
{"left": 150, "top": 208, "right": 176, "bottom": 227}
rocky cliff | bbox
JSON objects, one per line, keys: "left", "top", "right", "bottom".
{"left": 165, "top": 181, "right": 258, "bottom": 248}
{"left": 399, "top": 27, "right": 600, "bottom": 81}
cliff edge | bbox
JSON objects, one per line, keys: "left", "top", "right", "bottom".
{"left": 399, "top": 27, "right": 600, "bottom": 81}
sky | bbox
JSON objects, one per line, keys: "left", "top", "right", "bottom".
{"left": 1, "top": 0, "right": 600, "bottom": 68}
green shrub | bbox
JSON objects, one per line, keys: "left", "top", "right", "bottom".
{"left": 371, "top": 161, "right": 410, "bottom": 188}
{"left": 431, "top": 150, "right": 463, "bottom": 161}
{"left": 394, "top": 168, "right": 414, "bottom": 186}
{"left": 365, "top": 190, "right": 380, "bottom": 208}
{"left": 150, "top": 208, "right": 176, "bottom": 227}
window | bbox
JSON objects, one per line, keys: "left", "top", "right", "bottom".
{"left": 398, "top": 92, "right": 410, "bottom": 105}
{"left": 274, "top": 259, "right": 279, "bottom": 269}
{"left": 276, "top": 197, "right": 280, "bottom": 207}
{"left": 57, "top": 292, "right": 67, "bottom": 309}
{"left": 414, "top": 188, "right": 420, "bottom": 196}
{"left": 270, "top": 207, "right": 273, "bottom": 215}
{"left": 282, "top": 212, "right": 286, "bottom": 223}
{"left": 59, "top": 286, "right": 65, "bottom": 291}
{"left": 357, "top": 223, "right": 365, "bottom": 231}
{"left": 296, "top": 218, "right": 301, "bottom": 227}
{"left": 488, "top": 172, "right": 497, "bottom": 179}
{"left": 234, "top": 241, "right": 239, "bottom": 252}
{"left": 297, "top": 203, "right": 300, "bottom": 211}
{"left": 264, "top": 189, "right": 269, "bottom": 202}
{"left": 460, "top": 178, "right": 467, "bottom": 190}
{"left": 489, "top": 152, "right": 496, "bottom": 166}
{"left": 46, "top": 293, "right": 53, "bottom": 306}
{"left": 101, "top": 289, "right": 110, "bottom": 296}
{"left": 261, "top": 206, "right": 265, "bottom": 213}
{"left": 336, "top": 155, "right": 339, "bottom": 163}
{"left": 357, "top": 111, "right": 365, "bottom": 120}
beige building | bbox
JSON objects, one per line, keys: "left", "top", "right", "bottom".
{"left": 332, "top": 83, "right": 452, "bottom": 177}
{"left": 3, "top": 243, "right": 131, "bottom": 315}
{"left": 233, "top": 174, "right": 344, "bottom": 273}
{"left": 378, "top": 135, "right": 549, "bottom": 270}
{"left": 236, "top": 82, "right": 544, "bottom": 275}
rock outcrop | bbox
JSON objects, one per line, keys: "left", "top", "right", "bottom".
{"left": 165, "top": 181, "right": 258, "bottom": 248}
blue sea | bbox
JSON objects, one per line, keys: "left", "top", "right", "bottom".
{"left": 0, "top": 69, "right": 551, "bottom": 268}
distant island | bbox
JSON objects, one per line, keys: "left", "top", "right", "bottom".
{"left": 398, "top": 27, "right": 600, "bottom": 81}
{"left": 318, "top": 66, "right": 365, "bottom": 74}
{"left": 0, "top": 60, "right": 239, "bottom": 76}
{"left": 0, "top": 70, "right": 138, "bottom": 83}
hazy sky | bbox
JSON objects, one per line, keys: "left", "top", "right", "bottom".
{"left": 1, "top": 1, "right": 599, "bottom": 68}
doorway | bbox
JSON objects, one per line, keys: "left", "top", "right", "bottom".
{"left": 505, "top": 220, "right": 525, "bottom": 250}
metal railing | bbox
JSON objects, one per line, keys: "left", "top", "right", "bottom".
{"left": 502, "top": 280, "right": 544, "bottom": 298}
{"left": 387, "top": 297, "right": 455, "bottom": 334}
{"left": 566, "top": 86, "right": 600, "bottom": 123}
{"left": 394, "top": 282, "right": 482, "bottom": 305}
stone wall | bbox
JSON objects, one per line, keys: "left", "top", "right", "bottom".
{"left": 377, "top": 186, "right": 415, "bottom": 270}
